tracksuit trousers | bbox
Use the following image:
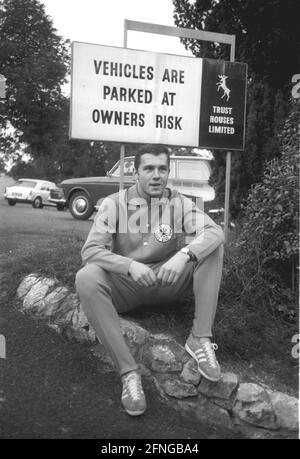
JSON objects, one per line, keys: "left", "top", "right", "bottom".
{"left": 75, "top": 245, "right": 224, "bottom": 376}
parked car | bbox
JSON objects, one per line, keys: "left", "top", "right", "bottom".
{"left": 53, "top": 155, "right": 216, "bottom": 220}
{"left": 4, "top": 178, "right": 59, "bottom": 209}
{"left": 47, "top": 186, "right": 67, "bottom": 211}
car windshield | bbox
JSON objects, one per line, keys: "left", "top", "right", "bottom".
{"left": 111, "top": 159, "right": 135, "bottom": 177}
{"left": 111, "top": 158, "right": 176, "bottom": 178}
{"left": 177, "top": 161, "right": 211, "bottom": 181}
{"left": 16, "top": 180, "right": 37, "bottom": 188}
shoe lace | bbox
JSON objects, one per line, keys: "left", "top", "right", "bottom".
{"left": 202, "top": 342, "right": 218, "bottom": 368}
{"left": 124, "top": 373, "right": 143, "bottom": 401}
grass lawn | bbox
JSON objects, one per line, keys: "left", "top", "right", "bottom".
{"left": 2, "top": 232, "right": 298, "bottom": 398}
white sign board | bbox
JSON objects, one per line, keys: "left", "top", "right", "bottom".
{"left": 70, "top": 42, "right": 203, "bottom": 146}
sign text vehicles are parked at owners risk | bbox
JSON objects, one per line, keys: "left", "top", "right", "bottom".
{"left": 70, "top": 42, "right": 247, "bottom": 150}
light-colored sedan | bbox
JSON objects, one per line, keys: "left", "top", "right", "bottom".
{"left": 4, "top": 178, "right": 58, "bottom": 209}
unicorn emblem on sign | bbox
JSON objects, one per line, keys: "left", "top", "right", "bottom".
{"left": 216, "top": 75, "right": 231, "bottom": 102}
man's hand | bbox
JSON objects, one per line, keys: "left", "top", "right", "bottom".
{"left": 128, "top": 261, "right": 157, "bottom": 287}
{"left": 157, "top": 252, "right": 189, "bottom": 287}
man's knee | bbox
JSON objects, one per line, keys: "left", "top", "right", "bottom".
{"left": 75, "top": 264, "right": 108, "bottom": 294}
{"left": 195, "top": 243, "right": 224, "bottom": 267}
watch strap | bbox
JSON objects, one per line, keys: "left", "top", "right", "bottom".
{"left": 180, "top": 247, "right": 197, "bottom": 262}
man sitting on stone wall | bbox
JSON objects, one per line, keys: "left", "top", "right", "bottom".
{"left": 76, "top": 144, "right": 224, "bottom": 416}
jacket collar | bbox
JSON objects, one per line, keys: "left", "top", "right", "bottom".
{"left": 126, "top": 184, "right": 172, "bottom": 206}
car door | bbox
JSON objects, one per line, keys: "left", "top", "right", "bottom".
{"left": 40, "top": 183, "right": 51, "bottom": 203}
{"left": 48, "top": 184, "right": 58, "bottom": 205}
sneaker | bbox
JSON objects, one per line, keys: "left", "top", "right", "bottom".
{"left": 185, "top": 336, "right": 221, "bottom": 382}
{"left": 121, "top": 371, "right": 146, "bottom": 416}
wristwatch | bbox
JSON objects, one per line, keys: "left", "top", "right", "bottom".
{"left": 180, "top": 246, "right": 197, "bottom": 262}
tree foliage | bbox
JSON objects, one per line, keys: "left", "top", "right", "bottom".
{"left": 173, "top": 0, "right": 299, "bottom": 90}
{"left": 0, "top": 0, "right": 70, "bottom": 159}
{"left": 240, "top": 100, "right": 299, "bottom": 265}
{"left": 0, "top": 0, "right": 119, "bottom": 181}
{"left": 225, "top": 100, "right": 299, "bottom": 322}
{"left": 173, "top": 0, "right": 298, "bottom": 214}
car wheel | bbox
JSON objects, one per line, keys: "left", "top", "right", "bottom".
{"left": 56, "top": 204, "right": 65, "bottom": 211}
{"left": 7, "top": 199, "right": 16, "bottom": 206}
{"left": 69, "top": 191, "right": 94, "bottom": 220}
{"left": 32, "top": 196, "right": 43, "bottom": 209}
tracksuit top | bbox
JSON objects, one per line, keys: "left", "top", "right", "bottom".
{"left": 81, "top": 185, "right": 224, "bottom": 275}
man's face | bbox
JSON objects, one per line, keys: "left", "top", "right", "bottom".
{"left": 136, "top": 153, "right": 170, "bottom": 198}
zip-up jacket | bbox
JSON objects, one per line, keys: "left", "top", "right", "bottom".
{"left": 81, "top": 185, "right": 224, "bottom": 275}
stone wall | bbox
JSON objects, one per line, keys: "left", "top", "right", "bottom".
{"left": 16, "top": 274, "right": 299, "bottom": 439}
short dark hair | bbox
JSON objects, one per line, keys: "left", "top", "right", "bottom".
{"left": 134, "top": 144, "right": 170, "bottom": 170}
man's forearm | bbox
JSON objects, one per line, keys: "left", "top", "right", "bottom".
{"left": 81, "top": 241, "right": 133, "bottom": 275}
{"left": 180, "top": 195, "right": 225, "bottom": 261}
{"left": 187, "top": 224, "right": 225, "bottom": 261}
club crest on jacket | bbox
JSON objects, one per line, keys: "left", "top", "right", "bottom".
{"left": 154, "top": 224, "right": 173, "bottom": 242}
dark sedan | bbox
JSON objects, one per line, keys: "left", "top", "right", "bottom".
{"left": 51, "top": 156, "right": 215, "bottom": 220}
